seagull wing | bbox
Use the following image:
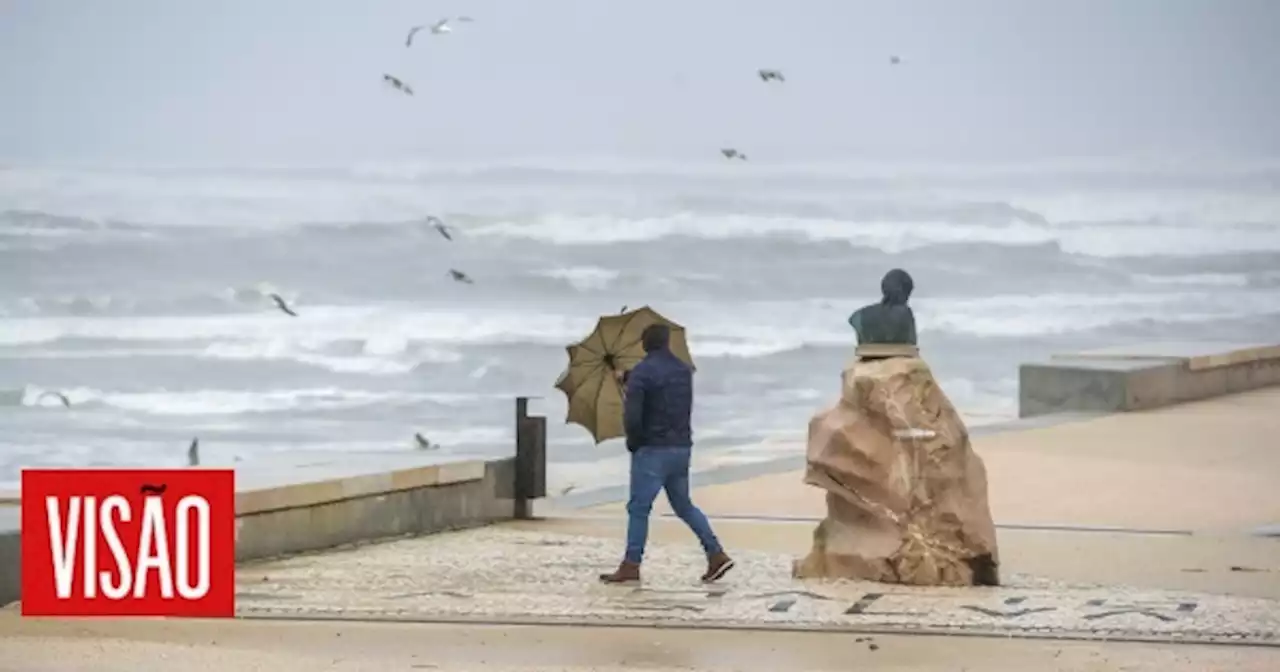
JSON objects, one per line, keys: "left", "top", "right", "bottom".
{"left": 270, "top": 294, "right": 298, "bottom": 316}
{"left": 432, "top": 18, "right": 449, "bottom": 30}
{"left": 406, "top": 26, "right": 423, "bottom": 47}
{"left": 39, "top": 391, "right": 71, "bottom": 407}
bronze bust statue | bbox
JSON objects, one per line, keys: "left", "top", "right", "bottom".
{"left": 848, "top": 269, "right": 918, "bottom": 354}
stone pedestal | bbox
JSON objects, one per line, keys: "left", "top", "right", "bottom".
{"left": 793, "top": 356, "right": 1000, "bottom": 586}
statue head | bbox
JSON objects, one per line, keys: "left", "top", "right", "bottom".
{"left": 880, "top": 268, "right": 914, "bottom": 306}
{"left": 849, "top": 268, "right": 918, "bottom": 348}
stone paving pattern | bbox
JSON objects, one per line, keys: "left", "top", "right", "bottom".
{"left": 235, "top": 527, "right": 1280, "bottom": 645}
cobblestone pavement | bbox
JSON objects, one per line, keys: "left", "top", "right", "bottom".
{"left": 235, "top": 527, "right": 1280, "bottom": 645}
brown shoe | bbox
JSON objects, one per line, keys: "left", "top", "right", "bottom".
{"left": 599, "top": 561, "right": 641, "bottom": 584}
{"left": 701, "top": 552, "right": 735, "bottom": 583}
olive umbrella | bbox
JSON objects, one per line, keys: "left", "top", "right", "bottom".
{"left": 554, "top": 306, "right": 695, "bottom": 444}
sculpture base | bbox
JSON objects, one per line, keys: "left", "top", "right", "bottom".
{"left": 795, "top": 356, "right": 999, "bottom": 587}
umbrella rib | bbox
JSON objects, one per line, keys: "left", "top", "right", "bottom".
{"left": 573, "top": 339, "right": 605, "bottom": 358}
{"left": 604, "top": 309, "right": 638, "bottom": 358}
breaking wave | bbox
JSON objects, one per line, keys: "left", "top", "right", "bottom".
{"left": 3, "top": 289, "right": 1279, "bottom": 370}
{"left": 1, "top": 384, "right": 510, "bottom": 416}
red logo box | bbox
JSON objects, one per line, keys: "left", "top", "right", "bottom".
{"left": 20, "top": 469, "right": 235, "bottom": 617}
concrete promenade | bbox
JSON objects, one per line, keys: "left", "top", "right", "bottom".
{"left": 5, "top": 615, "right": 1276, "bottom": 672}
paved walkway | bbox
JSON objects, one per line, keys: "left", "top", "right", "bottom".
{"left": 7, "top": 614, "right": 1280, "bottom": 672}
{"left": 233, "top": 526, "right": 1280, "bottom": 646}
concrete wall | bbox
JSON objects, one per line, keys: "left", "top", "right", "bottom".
{"left": 1020, "top": 342, "right": 1280, "bottom": 418}
{"left": 236, "top": 457, "right": 515, "bottom": 562}
{"left": 0, "top": 513, "right": 18, "bottom": 608}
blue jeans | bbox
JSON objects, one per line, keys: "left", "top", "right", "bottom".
{"left": 625, "top": 446, "right": 723, "bottom": 564}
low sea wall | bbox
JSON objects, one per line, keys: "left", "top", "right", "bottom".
{"left": 232, "top": 453, "right": 517, "bottom": 562}
{"left": 1019, "top": 341, "right": 1280, "bottom": 418}
{"left": 0, "top": 509, "right": 18, "bottom": 608}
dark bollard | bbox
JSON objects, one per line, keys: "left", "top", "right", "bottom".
{"left": 514, "top": 396, "right": 547, "bottom": 519}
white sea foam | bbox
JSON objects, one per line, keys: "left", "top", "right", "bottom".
{"left": 3, "top": 289, "right": 1279, "bottom": 365}
{"left": 10, "top": 384, "right": 481, "bottom": 416}
{"left": 199, "top": 340, "right": 435, "bottom": 375}
{"left": 0, "top": 307, "right": 589, "bottom": 348}
{"left": 533, "top": 266, "right": 620, "bottom": 291}
{"left": 4, "top": 163, "right": 1279, "bottom": 258}
{"left": 1133, "top": 273, "right": 1251, "bottom": 287}
{"left": 466, "top": 211, "right": 1280, "bottom": 257}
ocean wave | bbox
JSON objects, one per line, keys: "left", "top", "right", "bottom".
{"left": 199, "top": 338, "right": 460, "bottom": 375}
{"left": 5, "top": 161, "right": 1278, "bottom": 259}
{"left": 0, "top": 209, "right": 156, "bottom": 242}
{"left": 0, "top": 306, "right": 589, "bottom": 348}
{"left": 531, "top": 266, "right": 620, "bottom": 291}
{"left": 0, "top": 339, "right": 462, "bottom": 377}
{"left": 462, "top": 211, "right": 1280, "bottom": 257}
{"left": 1133, "top": 270, "right": 1280, "bottom": 289}
{"left": 0, "top": 283, "right": 302, "bottom": 318}
{"left": 465, "top": 212, "right": 1056, "bottom": 250}
{"left": 4, "top": 290, "right": 1278, "bottom": 363}
{"left": 1133, "top": 272, "right": 1251, "bottom": 288}
{"left": 1, "top": 384, "right": 496, "bottom": 416}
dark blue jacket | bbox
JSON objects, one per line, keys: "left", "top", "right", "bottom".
{"left": 623, "top": 349, "right": 693, "bottom": 450}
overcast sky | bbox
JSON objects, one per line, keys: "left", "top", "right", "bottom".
{"left": 1, "top": 0, "right": 1277, "bottom": 165}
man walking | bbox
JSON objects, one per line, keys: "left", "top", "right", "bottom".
{"left": 599, "top": 324, "right": 734, "bottom": 584}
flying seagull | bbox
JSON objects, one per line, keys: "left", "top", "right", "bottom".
{"left": 414, "top": 433, "right": 439, "bottom": 450}
{"left": 720, "top": 148, "right": 748, "bottom": 161}
{"left": 406, "top": 25, "right": 426, "bottom": 47}
{"left": 890, "top": 55, "right": 901, "bottom": 65}
{"left": 188, "top": 438, "right": 199, "bottom": 467}
{"left": 268, "top": 293, "right": 298, "bottom": 317}
{"left": 409, "top": 16, "right": 472, "bottom": 45}
{"left": 425, "top": 215, "right": 453, "bottom": 241}
{"left": 757, "top": 69, "right": 785, "bottom": 83}
{"left": 448, "top": 269, "right": 474, "bottom": 284}
{"left": 38, "top": 390, "right": 71, "bottom": 408}
{"left": 383, "top": 73, "right": 414, "bottom": 96}
{"left": 620, "top": 305, "right": 628, "bottom": 313}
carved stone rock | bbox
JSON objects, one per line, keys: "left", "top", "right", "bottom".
{"left": 794, "top": 356, "right": 1000, "bottom": 586}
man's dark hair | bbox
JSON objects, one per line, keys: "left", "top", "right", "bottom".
{"left": 641, "top": 323, "right": 670, "bottom": 353}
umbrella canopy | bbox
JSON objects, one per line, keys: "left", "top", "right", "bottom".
{"left": 555, "top": 306, "right": 695, "bottom": 444}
